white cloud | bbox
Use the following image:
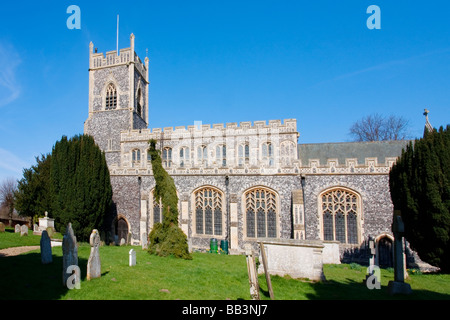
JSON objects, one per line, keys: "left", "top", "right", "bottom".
{"left": 0, "top": 41, "right": 21, "bottom": 107}
{"left": 0, "top": 147, "right": 29, "bottom": 181}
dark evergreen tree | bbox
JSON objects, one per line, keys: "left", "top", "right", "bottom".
{"left": 147, "top": 139, "right": 192, "bottom": 259}
{"left": 15, "top": 153, "right": 52, "bottom": 224}
{"left": 389, "top": 125, "right": 450, "bottom": 272}
{"left": 50, "top": 134, "right": 112, "bottom": 241}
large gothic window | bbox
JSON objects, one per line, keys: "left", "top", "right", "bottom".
{"left": 194, "top": 187, "right": 223, "bottom": 236}
{"left": 245, "top": 188, "right": 277, "bottom": 238}
{"left": 320, "top": 188, "right": 360, "bottom": 244}
{"left": 105, "top": 83, "right": 117, "bottom": 110}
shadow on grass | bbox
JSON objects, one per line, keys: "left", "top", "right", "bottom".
{"left": 305, "top": 278, "right": 450, "bottom": 300}
{"left": 0, "top": 251, "right": 88, "bottom": 300}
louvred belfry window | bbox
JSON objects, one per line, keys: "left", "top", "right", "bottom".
{"left": 105, "top": 83, "right": 117, "bottom": 110}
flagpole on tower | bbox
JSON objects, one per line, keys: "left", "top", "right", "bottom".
{"left": 116, "top": 14, "right": 119, "bottom": 54}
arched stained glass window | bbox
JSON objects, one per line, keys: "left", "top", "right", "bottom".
{"left": 320, "top": 188, "right": 360, "bottom": 244}
{"left": 194, "top": 187, "right": 223, "bottom": 236}
{"left": 245, "top": 188, "right": 277, "bottom": 238}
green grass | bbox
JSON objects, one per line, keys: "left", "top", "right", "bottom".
{"left": 1, "top": 230, "right": 449, "bottom": 300}
{"left": 0, "top": 227, "right": 62, "bottom": 249}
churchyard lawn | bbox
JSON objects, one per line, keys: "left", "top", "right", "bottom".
{"left": 0, "top": 228, "right": 449, "bottom": 300}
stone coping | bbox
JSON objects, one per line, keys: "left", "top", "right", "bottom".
{"left": 257, "top": 238, "right": 324, "bottom": 248}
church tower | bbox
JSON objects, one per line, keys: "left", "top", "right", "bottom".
{"left": 84, "top": 33, "right": 149, "bottom": 167}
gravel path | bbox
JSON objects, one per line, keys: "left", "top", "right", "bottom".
{"left": 0, "top": 246, "right": 40, "bottom": 257}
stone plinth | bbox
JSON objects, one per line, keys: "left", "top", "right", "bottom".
{"left": 38, "top": 212, "right": 55, "bottom": 233}
{"left": 257, "top": 238, "right": 326, "bottom": 281}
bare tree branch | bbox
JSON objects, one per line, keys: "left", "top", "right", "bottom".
{"left": 349, "top": 113, "right": 409, "bottom": 142}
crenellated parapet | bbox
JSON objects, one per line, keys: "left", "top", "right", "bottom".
{"left": 89, "top": 33, "right": 148, "bottom": 79}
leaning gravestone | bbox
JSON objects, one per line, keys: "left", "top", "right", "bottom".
{"left": 0, "top": 222, "right": 5, "bottom": 232}
{"left": 388, "top": 213, "right": 412, "bottom": 295}
{"left": 87, "top": 229, "right": 101, "bottom": 280}
{"left": 20, "top": 225, "right": 28, "bottom": 236}
{"left": 40, "top": 230, "right": 53, "bottom": 264}
{"left": 244, "top": 243, "right": 260, "bottom": 300}
{"left": 62, "top": 223, "right": 78, "bottom": 287}
{"left": 15, "top": 224, "right": 21, "bottom": 233}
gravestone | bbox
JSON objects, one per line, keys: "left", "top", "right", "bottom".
{"left": 62, "top": 223, "right": 78, "bottom": 287}
{"left": 129, "top": 249, "right": 136, "bottom": 267}
{"left": 141, "top": 232, "right": 148, "bottom": 250}
{"left": 388, "top": 213, "right": 412, "bottom": 295}
{"left": 87, "top": 229, "right": 101, "bottom": 280}
{"left": 244, "top": 243, "right": 260, "bottom": 300}
{"left": 120, "top": 238, "right": 126, "bottom": 246}
{"left": 0, "top": 222, "right": 5, "bottom": 232}
{"left": 20, "top": 225, "right": 28, "bottom": 236}
{"left": 15, "top": 224, "right": 20, "bottom": 233}
{"left": 40, "top": 230, "right": 53, "bottom": 264}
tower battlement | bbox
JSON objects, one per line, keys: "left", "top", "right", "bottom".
{"left": 89, "top": 33, "right": 148, "bottom": 79}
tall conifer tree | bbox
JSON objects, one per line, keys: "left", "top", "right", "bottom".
{"left": 389, "top": 125, "right": 450, "bottom": 272}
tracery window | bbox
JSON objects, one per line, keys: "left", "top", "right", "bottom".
{"left": 105, "top": 83, "right": 117, "bottom": 110}
{"left": 238, "top": 144, "right": 250, "bottom": 166}
{"left": 162, "top": 147, "right": 172, "bottom": 168}
{"left": 216, "top": 145, "right": 226, "bottom": 167}
{"left": 179, "top": 146, "right": 190, "bottom": 167}
{"left": 194, "top": 187, "right": 223, "bottom": 236}
{"left": 320, "top": 188, "right": 360, "bottom": 244}
{"left": 262, "top": 142, "right": 274, "bottom": 167}
{"left": 245, "top": 188, "right": 277, "bottom": 238}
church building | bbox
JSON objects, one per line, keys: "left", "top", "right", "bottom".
{"left": 84, "top": 34, "right": 410, "bottom": 265}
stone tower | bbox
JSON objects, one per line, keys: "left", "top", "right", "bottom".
{"left": 84, "top": 33, "right": 149, "bottom": 167}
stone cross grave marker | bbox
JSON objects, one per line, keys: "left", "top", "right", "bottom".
{"left": 87, "top": 229, "right": 101, "bottom": 280}
{"left": 388, "top": 212, "right": 412, "bottom": 295}
{"left": 129, "top": 249, "right": 136, "bottom": 267}
{"left": 244, "top": 243, "right": 260, "bottom": 300}
{"left": 40, "top": 230, "right": 53, "bottom": 264}
{"left": 62, "top": 223, "right": 78, "bottom": 287}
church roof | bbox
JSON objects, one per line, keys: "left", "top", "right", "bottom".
{"left": 298, "top": 140, "right": 411, "bottom": 166}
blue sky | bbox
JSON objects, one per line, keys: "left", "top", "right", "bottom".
{"left": 0, "top": 0, "right": 449, "bottom": 182}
